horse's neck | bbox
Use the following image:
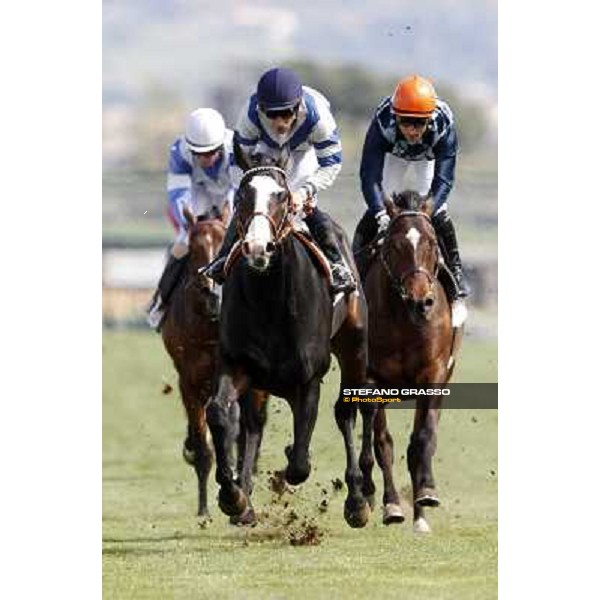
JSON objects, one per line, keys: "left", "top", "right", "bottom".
{"left": 236, "top": 236, "right": 327, "bottom": 314}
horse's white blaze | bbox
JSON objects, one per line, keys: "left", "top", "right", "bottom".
{"left": 405, "top": 227, "right": 421, "bottom": 252}
{"left": 245, "top": 176, "right": 284, "bottom": 250}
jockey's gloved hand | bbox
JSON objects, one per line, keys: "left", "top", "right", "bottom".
{"left": 291, "top": 188, "right": 308, "bottom": 214}
{"left": 375, "top": 210, "right": 391, "bottom": 234}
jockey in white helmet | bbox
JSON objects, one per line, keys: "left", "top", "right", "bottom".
{"left": 146, "top": 107, "right": 236, "bottom": 330}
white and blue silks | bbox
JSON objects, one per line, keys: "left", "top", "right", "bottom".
{"left": 167, "top": 129, "right": 237, "bottom": 242}
{"left": 234, "top": 86, "right": 342, "bottom": 200}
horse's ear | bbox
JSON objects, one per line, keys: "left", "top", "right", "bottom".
{"left": 233, "top": 138, "right": 251, "bottom": 172}
{"left": 384, "top": 192, "right": 400, "bottom": 217}
{"left": 183, "top": 205, "right": 195, "bottom": 229}
{"left": 422, "top": 194, "right": 435, "bottom": 217}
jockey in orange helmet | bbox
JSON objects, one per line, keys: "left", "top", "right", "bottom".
{"left": 354, "top": 75, "right": 470, "bottom": 299}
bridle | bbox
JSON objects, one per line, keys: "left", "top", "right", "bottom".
{"left": 379, "top": 210, "right": 439, "bottom": 302}
{"left": 235, "top": 166, "right": 293, "bottom": 245}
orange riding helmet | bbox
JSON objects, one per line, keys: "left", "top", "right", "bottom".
{"left": 391, "top": 75, "right": 437, "bottom": 117}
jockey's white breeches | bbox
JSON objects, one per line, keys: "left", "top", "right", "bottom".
{"left": 382, "top": 155, "right": 434, "bottom": 199}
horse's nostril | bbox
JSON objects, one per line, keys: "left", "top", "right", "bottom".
{"left": 265, "top": 241, "right": 275, "bottom": 254}
{"left": 424, "top": 297, "right": 434, "bottom": 308}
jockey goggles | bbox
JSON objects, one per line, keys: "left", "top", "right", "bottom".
{"left": 261, "top": 104, "right": 299, "bottom": 120}
{"left": 190, "top": 145, "right": 222, "bottom": 157}
{"left": 396, "top": 116, "right": 429, "bottom": 129}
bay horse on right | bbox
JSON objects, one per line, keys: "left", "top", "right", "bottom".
{"left": 356, "top": 190, "right": 466, "bottom": 533}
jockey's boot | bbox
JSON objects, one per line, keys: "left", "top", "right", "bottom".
{"left": 351, "top": 211, "right": 379, "bottom": 284}
{"left": 305, "top": 207, "right": 356, "bottom": 294}
{"left": 432, "top": 212, "right": 470, "bottom": 300}
{"left": 202, "top": 219, "right": 238, "bottom": 285}
{"left": 146, "top": 253, "right": 189, "bottom": 330}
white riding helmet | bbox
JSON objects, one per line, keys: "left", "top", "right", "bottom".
{"left": 184, "top": 108, "right": 226, "bottom": 153}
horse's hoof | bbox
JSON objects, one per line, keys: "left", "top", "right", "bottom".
{"left": 218, "top": 485, "right": 247, "bottom": 517}
{"left": 285, "top": 463, "right": 311, "bottom": 486}
{"left": 382, "top": 503, "right": 405, "bottom": 525}
{"left": 415, "top": 487, "right": 440, "bottom": 507}
{"left": 413, "top": 516, "right": 431, "bottom": 534}
{"left": 365, "top": 493, "right": 376, "bottom": 510}
{"left": 344, "top": 499, "right": 371, "bottom": 528}
{"left": 229, "top": 506, "right": 256, "bottom": 526}
{"left": 182, "top": 446, "right": 196, "bottom": 465}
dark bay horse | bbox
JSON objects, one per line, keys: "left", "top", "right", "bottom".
{"left": 161, "top": 208, "right": 226, "bottom": 517}
{"left": 359, "top": 191, "right": 464, "bottom": 533}
{"left": 206, "top": 161, "right": 375, "bottom": 528}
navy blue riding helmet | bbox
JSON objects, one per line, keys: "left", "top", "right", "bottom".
{"left": 257, "top": 67, "right": 303, "bottom": 111}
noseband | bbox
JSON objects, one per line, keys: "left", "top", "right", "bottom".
{"left": 379, "top": 210, "right": 439, "bottom": 302}
{"left": 236, "top": 166, "right": 293, "bottom": 244}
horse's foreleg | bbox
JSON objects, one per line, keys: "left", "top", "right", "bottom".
{"left": 225, "top": 399, "right": 240, "bottom": 478}
{"left": 334, "top": 398, "right": 370, "bottom": 528}
{"left": 180, "top": 380, "right": 214, "bottom": 517}
{"left": 358, "top": 403, "right": 377, "bottom": 508}
{"left": 373, "top": 406, "right": 404, "bottom": 524}
{"left": 206, "top": 370, "right": 249, "bottom": 517}
{"left": 285, "top": 379, "right": 320, "bottom": 486}
{"left": 407, "top": 396, "right": 442, "bottom": 532}
{"left": 254, "top": 398, "right": 268, "bottom": 475}
{"left": 333, "top": 313, "right": 371, "bottom": 529}
{"left": 237, "top": 392, "right": 268, "bottom": 477}
{"left": 230, "top": 390, "right": 269, "bottom": 526}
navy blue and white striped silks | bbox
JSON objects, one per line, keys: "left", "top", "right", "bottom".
{"left": 235, "top": 86, "right": 342, "bottom": 197}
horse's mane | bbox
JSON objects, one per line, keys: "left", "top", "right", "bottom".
{"left": 392, "top": 190, "right": 427, "bottom": 212}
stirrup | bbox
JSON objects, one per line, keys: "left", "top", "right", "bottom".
{"left": 331, "top": 263, "right": 356, "bottom": 294}
{"left": 452, "top": 269, "right": 471, "bottom": 299}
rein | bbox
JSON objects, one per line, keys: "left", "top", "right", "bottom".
{"left": 379, "top": 210, "right": 439, "bottom": 301}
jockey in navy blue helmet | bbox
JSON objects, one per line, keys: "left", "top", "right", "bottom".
{"left": 204, "top": 67, "right": 355, "bottom": 293}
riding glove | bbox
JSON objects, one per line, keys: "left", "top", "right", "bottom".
{"left": 375, "top": 210, "right": 391, "bottom": 234}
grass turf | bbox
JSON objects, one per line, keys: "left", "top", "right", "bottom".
{"left": 103, "top": 331, "right": 497, "bottom": 599}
